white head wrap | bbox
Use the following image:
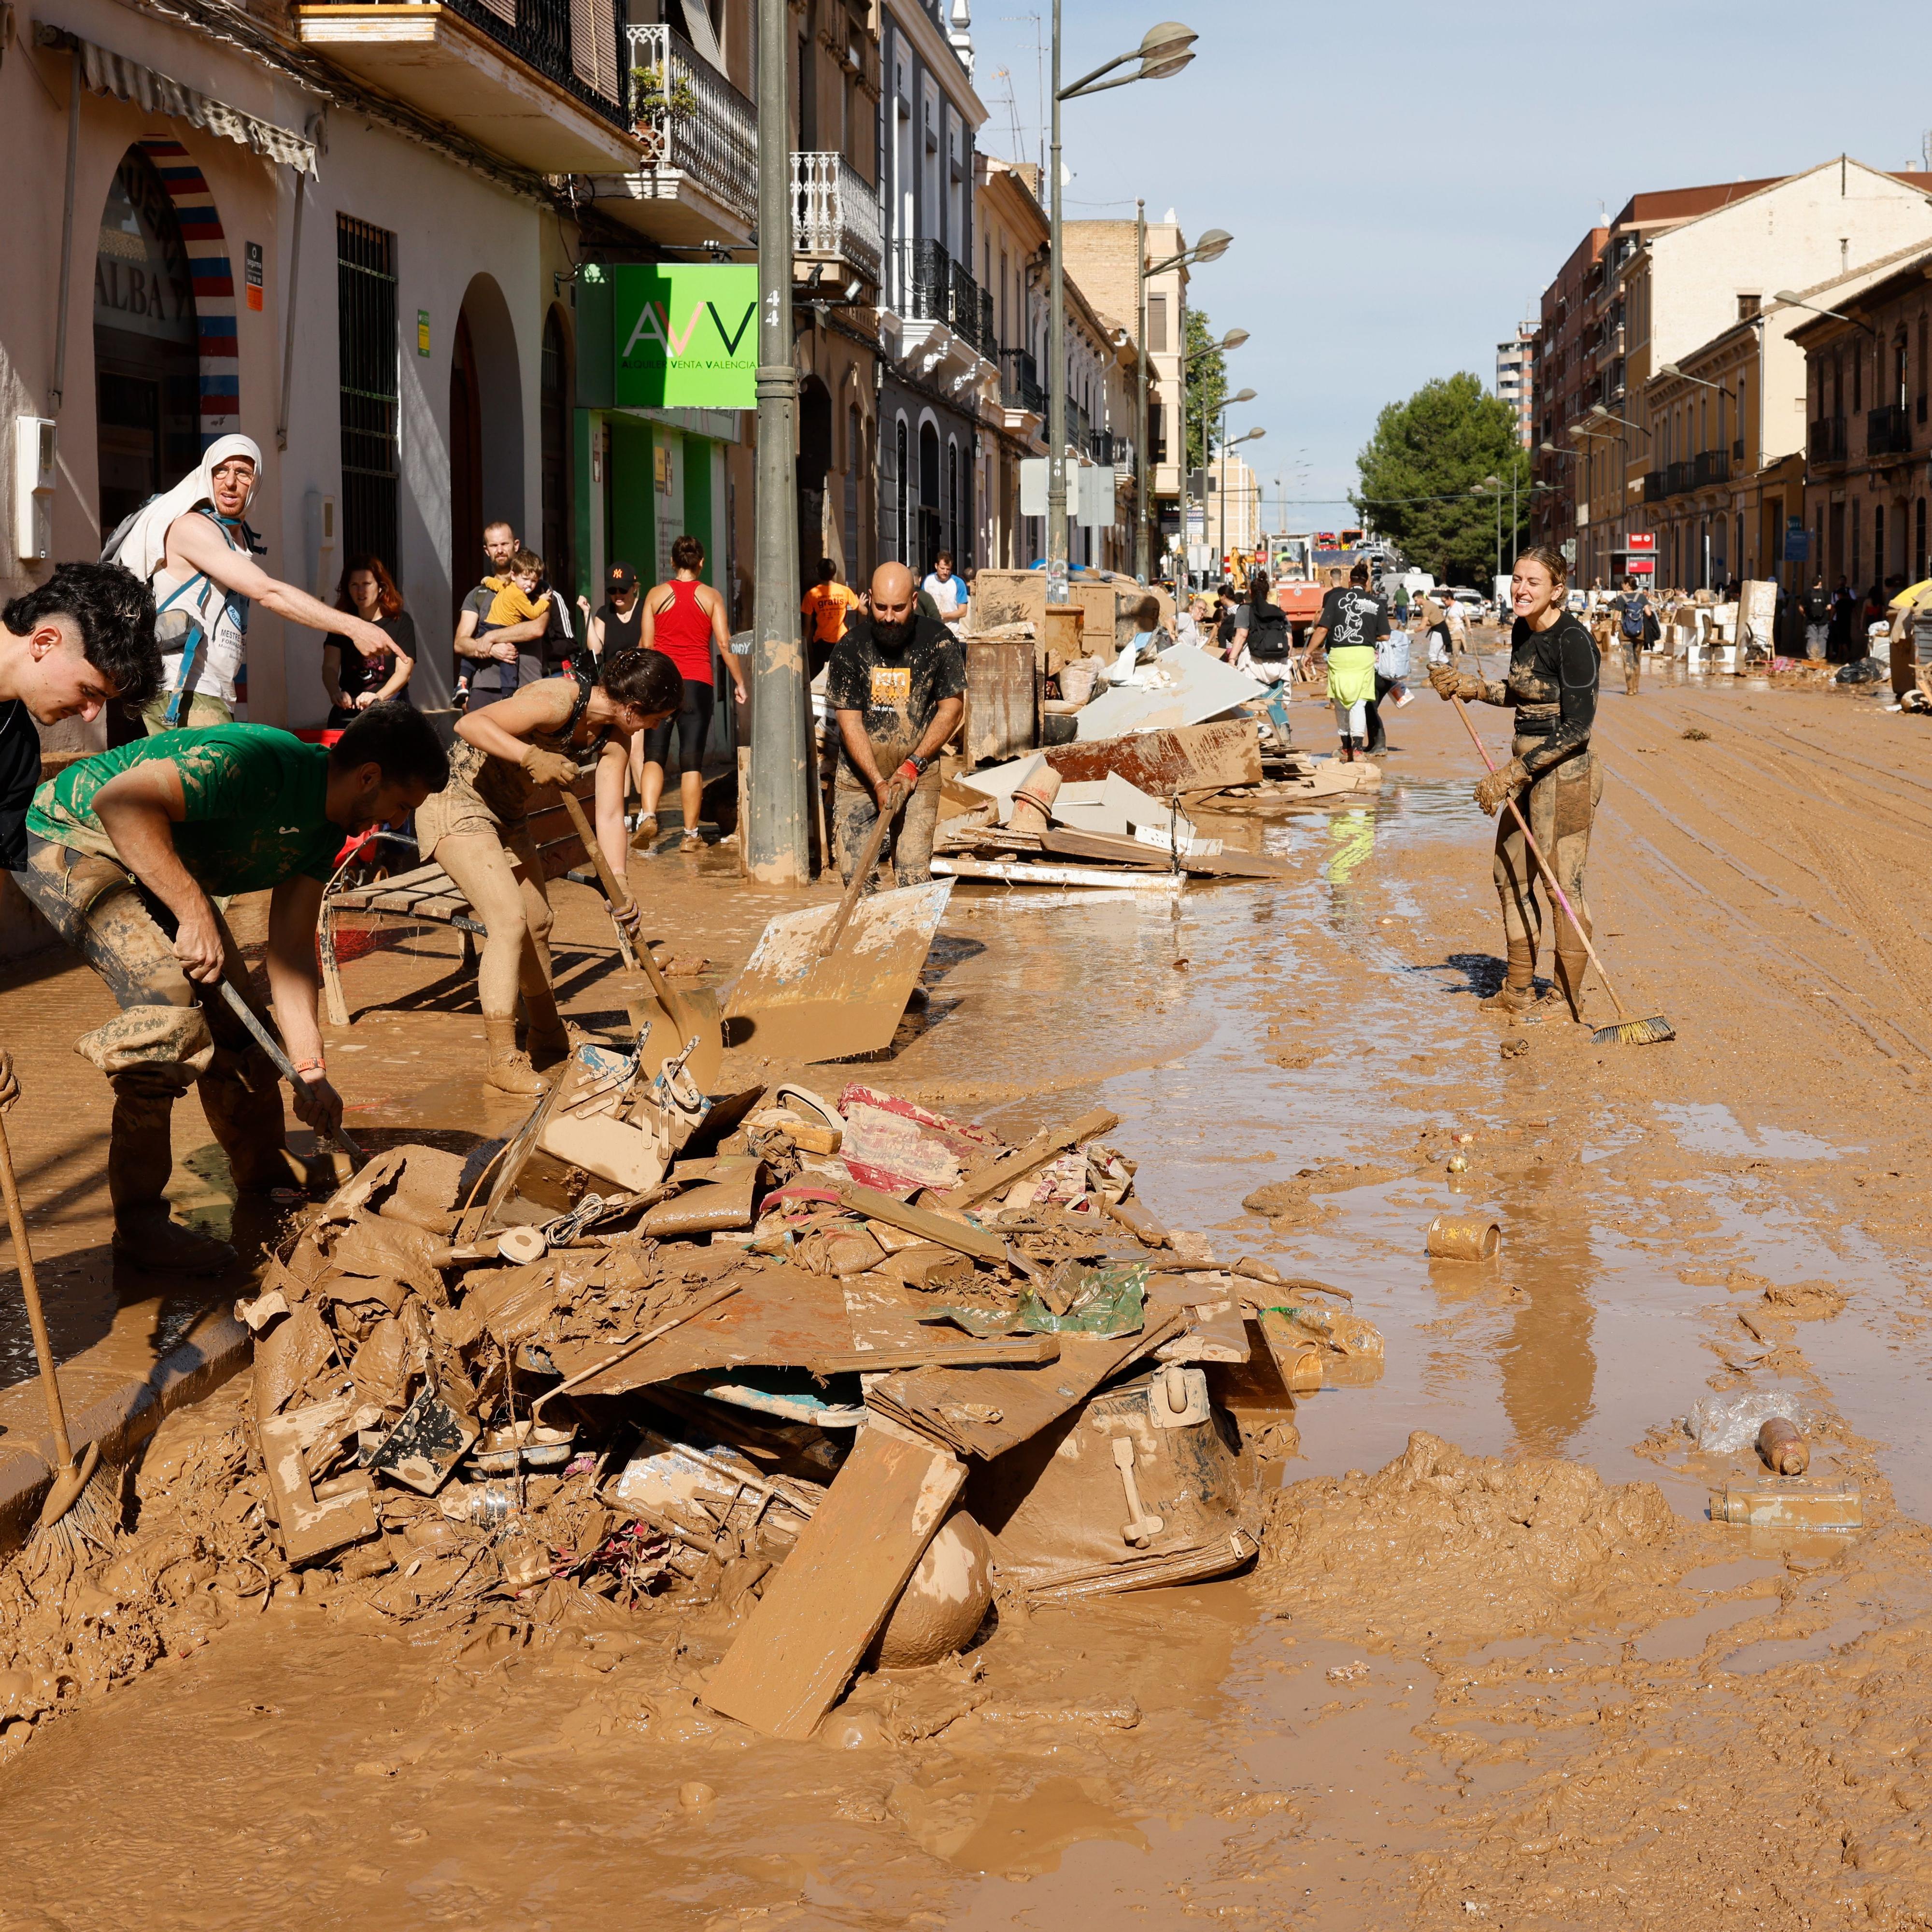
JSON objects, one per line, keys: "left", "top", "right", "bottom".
{"left": 109, "top": 433, "right": 262, "bottom": 582}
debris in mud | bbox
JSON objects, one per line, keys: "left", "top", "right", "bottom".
{"left": 0, "top": 1072, "right": 1320, "bottom": 1750}
{"left": 1680, "top": 726, "right": 1711, "bottom": 741}
{"left": 1257, "top": 1431, "right": 1689, "bottom": 1646}
{"left": 1499, "top": 1037, "right": 1529, "bottom": 1060}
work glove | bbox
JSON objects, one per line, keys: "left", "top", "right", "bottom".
{"left": 0, "top": 1049, "right": 17, "bottom": 1114}
{"left": 1474, "top": 757, "right": 1531, "bottom": 817}
{"left": 1426, "top": 662, "right": 1460, "bottom": 699}
{"left": 520, "top": 746, "right": 580, "bottom": 790}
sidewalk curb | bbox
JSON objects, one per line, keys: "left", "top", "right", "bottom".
{"left": 0, "top": 1311, "right": 252, "bottom": 1557}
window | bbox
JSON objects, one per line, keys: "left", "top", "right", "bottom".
{"left": 337, "top": 214, "right": 398, "bottom": 572}
{"left": 1851, "top": 498, "right": 1861, "bottom": 586}
{"left": 1150, "top": 400, "right": 1165, "bottom": 465}
{"left": 1737, "top": 293, "right": 1761, "bottom": 320}
{"left": 844, "top": 404, "right": 861, "bottom": 577}
{"left": 1147, "top": 293, "right": 1168, "bottom": 354}
{"left": 1735, "top": 371, "right": 1747, "bottom": 457}
{"left": 1919, "top": 315, "right": 1928, "bottom": 425}
{"left": 1875, "top": 505, "right": 1886, "bottom": 580}
{"left": 895, "top": 416, "right": 909, "bottom": 565}
{"left": 1853, "top": 344, "right": 1863, "bottom": 415}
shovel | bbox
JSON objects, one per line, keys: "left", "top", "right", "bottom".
{"left": 723, "top": 785, "right": 953, "bottom": 1063}
{"left": 215, "top": 976, "right": 367, "bottom": 1168}
{"left": 555, "top": 789, "right": 724, "bottom": 1090}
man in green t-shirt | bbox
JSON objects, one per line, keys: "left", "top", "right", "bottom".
{"left": 13, "top": 704, "right": 448, "bottom": 1273}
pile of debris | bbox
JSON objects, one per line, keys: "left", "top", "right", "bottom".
{"left": 0, "top": 1057, "right": 1381, "bottom": 1749}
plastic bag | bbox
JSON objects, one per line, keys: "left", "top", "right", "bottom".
{"left": 1684, "top": 1392, "right": 1804, "bottom": 1454}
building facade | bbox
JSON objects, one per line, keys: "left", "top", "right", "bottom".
{"left": 1495, "top": 322, "right": 1534, "bottom": 448}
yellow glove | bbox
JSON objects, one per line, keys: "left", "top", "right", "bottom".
{"left": 520, "top": 746, "right": 580, "bottom": 790}
{"left": 1474, "top": 757, "right": 1530, "bottom": 817}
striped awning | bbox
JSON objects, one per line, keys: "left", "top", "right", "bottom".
{"left": 36, "top": 25, "right": 317, "bottom": 174}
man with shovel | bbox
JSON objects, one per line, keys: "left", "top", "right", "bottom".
{"left": 12, "top": 705, "right": 448, "bottom": 1273}
{"left": 828, "top": 562, "right": 964, "bottom": 891}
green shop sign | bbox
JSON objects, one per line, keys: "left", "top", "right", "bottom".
{"left": 612, "top": 264, "right": 757, "bottom": 409}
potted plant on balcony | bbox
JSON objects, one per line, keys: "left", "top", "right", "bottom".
{"left": 631, "top": 66, "right": 700, "bottom": 159}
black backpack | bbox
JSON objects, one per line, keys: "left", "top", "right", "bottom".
{"left": 1247, "top": 600, "right": 1289, "bottom": 658}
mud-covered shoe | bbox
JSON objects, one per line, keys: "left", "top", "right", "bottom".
{"left": 629, "top": 814, "right": 659, "bottom": 852}
{"left": 1478, "top": 983, "right": 1535, "bottom": 1014}
{"left": 112, "top": 1208, "right": 237, "bottom": 1275}
{"left": 483, "top": 1018, "right": 547, "bottom": 1096}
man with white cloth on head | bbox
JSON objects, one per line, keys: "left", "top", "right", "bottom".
{"left": 109, "top": 434, "right": 389, "bottom": 733}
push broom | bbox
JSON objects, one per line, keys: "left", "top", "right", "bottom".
{"left": 1447, "top": 691, "right": 1673, "bottom": 1046}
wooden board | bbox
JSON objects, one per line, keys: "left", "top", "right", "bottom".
{"left": 939, "top": 1107, "right": 1119, "bottom": 1210}
{"left": 1040, "top": 826, "right": 1296, "bottom": 881}
{"left": 932, "top": 856, "right": 1185, "bottom": 893}
{"left": 1039, "top": 720, "right": 1262, "bottom": 795}
{"left": 703, "top": 1429, "right": 966, "bottom": 1739}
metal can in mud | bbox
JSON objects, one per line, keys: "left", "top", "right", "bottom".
{"left": 1710, "top": 1484, "right": 1863, "bottom": 1531}
{"left": 1424, "top": 1214, "right": 1501, "bottom": 1261}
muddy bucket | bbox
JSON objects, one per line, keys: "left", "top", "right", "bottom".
{"left": 1424, "top": 1214, "right": 1500, "bottom": 1261}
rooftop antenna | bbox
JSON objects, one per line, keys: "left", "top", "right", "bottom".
{"left": 992, "top": 63, "right": 1023, "bottom": 159}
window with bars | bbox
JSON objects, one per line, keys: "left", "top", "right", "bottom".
{"left": 337, "top": 215, "right": 399, "bottom": 573}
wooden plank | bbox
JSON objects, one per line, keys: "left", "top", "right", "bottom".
{"left": 932, "top": 856, "right": 1185, "bottom": 892}
{"left": 703, "top": 1429, "right": 966, "bottom": 1739}
{"left": 1039, "top": 826, "right": 1295, "bottom": 881}
{"left": 939, "top": 1107, "right": 1120, "bottom": 1210}
{"left": 1040, "top": 720, "right": 1262, "bottom": 795}
{"left": 832, "top": 1181, "right": 1009, "bottom": 1263}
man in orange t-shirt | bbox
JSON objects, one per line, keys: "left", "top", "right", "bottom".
{"left": 800, "top": 559, "right": 860, "bottom": 675}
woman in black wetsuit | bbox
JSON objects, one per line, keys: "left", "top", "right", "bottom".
{"left": 1429, "top": 544, "right": 1601, "bottom": 1021}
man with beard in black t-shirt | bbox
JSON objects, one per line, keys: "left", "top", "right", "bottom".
{"left": 827, "top": 561, "right": 964, "bottom": 890}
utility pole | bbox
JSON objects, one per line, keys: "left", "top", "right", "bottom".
{"left": 747, "top": 0, "right": 808, "bottom": 884}
{"left": 1134, "top": 198, "right": 1149, "bottom": 582}
{"left": 1045, "top": 0, "right": 1068, "bottom": 605}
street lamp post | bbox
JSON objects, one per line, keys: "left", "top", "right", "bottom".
{"left": 747, "top": 0, "right": 806, "bottom": 883}
{"left": 1470, "top": 475, "right": 1501, "bottom": 588}
{"left": 1047, "top": 16, "right": 1196, "bottom": 605}
{"left": 1134, "top": 226, "right": 1231, "bottom": 582}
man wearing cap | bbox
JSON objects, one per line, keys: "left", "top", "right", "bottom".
{"left": 108, "top": 434, "right": 389, "bottom": 733}
{"left": 827, "top": 561, "right": 963, "bottom": 891}
{"left": 581, "top": 561, "right": 643, "bottom": 663}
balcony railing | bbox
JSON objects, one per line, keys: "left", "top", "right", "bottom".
{"left": 1000, "top": 347, "right": 1046, "bottom": 417}
{"left": 1664, "top": 460, "right": 1694, "bottom": 496}
{"left": 1868, "top": 402, "right": 1913, "bottom": 455}
{"left": 431, "top": 0, "right": 629, "bottom": 124}
{"left": 900, "top": 239, "right": 991, "bottom": 356}
{"left": 1643, "top": 469, "right": 1667, "bottom": 503}
{"left": 627, "top": 25, "right": 757, "bottom": 227}
{"left": 791, "top": 151, "right": 881, "bottom": 283}
{"left": 1693, "top": 448, "right": 1730, "bottom": 487}
{"left": 1808, "top": 415, "right": 1847, "bottom": 465}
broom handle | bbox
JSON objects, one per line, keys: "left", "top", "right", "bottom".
{"left": 1448, "top": 692, "right": 1634, "bottom": 1024}
{"left": 0, "top": 1114, "right": 74, "bottom": 1469}
{"left": 557, "top": 789, "right": 640, "bottom": 972}
{"left": 819, "top": 793, "right": 897, "bottom": 960}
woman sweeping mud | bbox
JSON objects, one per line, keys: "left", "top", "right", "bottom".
{"left": 1429, "top": 545, "right": 1600, "bottom": 1019}
{"left": 417, "top": 648, "right": 681, "bottom": 1093}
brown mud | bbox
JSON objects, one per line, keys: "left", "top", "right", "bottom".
{"left": 6, "top": 657, "right": 1932, "bottom": 1926}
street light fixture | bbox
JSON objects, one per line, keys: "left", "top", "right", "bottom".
{"left": 1772, "top": 290, "right": 1878, "bottom": 338}
{"left": 1048, "top": 14, "right": 1197, "bottom": 604}
{"left": 1133, "top": 219, "right": 1235, "bottom": 581}
{"left": 1658, "top": 361, "right": 1735, "bottom": 398}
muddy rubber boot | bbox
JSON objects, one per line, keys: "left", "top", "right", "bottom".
{"left": 1553, "top": 948, "right": 1591, "bottom": 1022}
{"left": 484, "top": 1017, "right": 547, "bottom": 1096}
{"left": 108, "top": 1091, "right": 237, "bottom": 1275}
{"left": 1479, "top": 939, "right": 1537, "bottom": 1014}
{"left": 521, "top": 987, "right": 575, "bottom": 1074}
{"left": 198, "top": 1064, "right": 306, "bottom": 1194}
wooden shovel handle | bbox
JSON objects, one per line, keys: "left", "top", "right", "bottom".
{"left": 556, "top": 787, "right": 649, "bottom": 979}
{"left": 0, "top": 1114, "right": 73, "bottom": 1468}
{"left": 818, "top": 790, "right": 898, "bottom": 960}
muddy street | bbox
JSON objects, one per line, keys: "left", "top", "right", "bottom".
{"left": 4, "top": 669, "right": 1932, "bottom": 1929}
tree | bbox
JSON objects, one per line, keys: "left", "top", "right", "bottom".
{"left": 1184, "top": 305, "right": 1226, "bottom": 473}
{"left": 1353, "top": 374, "right": 1531, "bottom": 585}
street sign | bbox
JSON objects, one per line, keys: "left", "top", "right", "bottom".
{"left": 613, "top": 264, "right": 758, "bottom": 408}
{"left": 1782, "top": 528, "right": 1811, "bottom": 562}
{"left": 1626, "top": 531, "right": 1655, "bottom": 552}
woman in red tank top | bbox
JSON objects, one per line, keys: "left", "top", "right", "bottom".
{"left": 637, "top": 535, "right": 743, "bottom": 851}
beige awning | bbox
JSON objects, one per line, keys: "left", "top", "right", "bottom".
{"left": 36, "top": 24, "right": 318, "bottom": 174}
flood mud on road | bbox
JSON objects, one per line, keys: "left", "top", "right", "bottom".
{"left": 4, "top": 665, "right": 1932, "bottom": 1930}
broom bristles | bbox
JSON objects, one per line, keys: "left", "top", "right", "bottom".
{"left": 1592, "top": 1014, "right": 1675, "bottom": 1046}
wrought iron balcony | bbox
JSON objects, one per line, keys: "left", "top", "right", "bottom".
{"left": 898, "top": 239, "right": 991, "bottom": 357}
{"left": 1868, "top": 402, "right": 1913, "bottom": 455}
{"left": 627, "top": 25, "right": 757, "bottom": 229}
{"left": 1808, "top": 415, "right": 1847, "bottom": 465}
{"left": 1643, "top": 469, "right": 1667, "bottom": 503}
{"left": 791, "top": 151, "right": 882, "bottom": 284}
{"left": 1693, "top": 448, "right": 1730, "bottom": 488}
{"left": 1000, "top": 347, "right": 1046, "bottom": 417}
{"left": 1664, "top": 460, "right": 1694, "bottom": 496}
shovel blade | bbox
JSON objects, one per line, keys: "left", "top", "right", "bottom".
{"left": 724, "top": 880, "right": 952, "bottom": 1062}
{"left": 620, "top": 980, "right": 724, "bottom": 1090}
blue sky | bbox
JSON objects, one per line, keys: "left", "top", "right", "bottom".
{"left": 966, "top": 0, "right": 1932, "bottom": 530}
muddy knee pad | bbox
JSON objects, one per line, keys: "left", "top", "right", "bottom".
{"left": 78, "top": 1003, "right": 215, "bottom": 1087}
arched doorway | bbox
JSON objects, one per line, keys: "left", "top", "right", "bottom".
{"left": 94, "top": 145, "right": 199, "bottom": 537}
{"left": 796, "top": 375, "right": 832, "bottom": 581}
{"left": 449, "top": 310, "right": 482, "bottom": 636}
{"left": 540, "top": 308, "right": 573, "bottom": 605}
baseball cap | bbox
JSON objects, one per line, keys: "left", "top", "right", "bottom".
{"left": 607, "top": 562, "right": 638, "bottom": 591}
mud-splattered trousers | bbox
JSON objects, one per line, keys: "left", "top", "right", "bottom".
{"left": 833, "top": 760, "right": 943, "bottom": 890}
{"left": 1470, "top": 615, "right": 1601, "bottom": 1004}
{"left": 12, "top": 836, "right": 294, "bottom": 1208}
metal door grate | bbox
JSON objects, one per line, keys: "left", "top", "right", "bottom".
{"left": 337, "top": 214, "right": 399, "bottom": 575}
